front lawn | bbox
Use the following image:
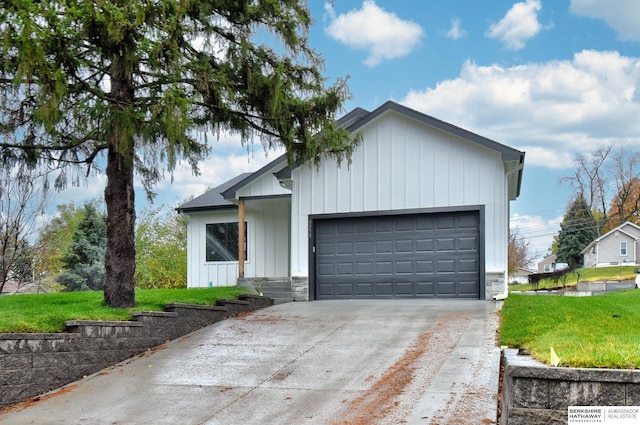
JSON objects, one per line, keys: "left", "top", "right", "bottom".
{"left": 0, "top": 287, "right": 250, "bottom": 333}
{"left": 499, "top": 290, "right": 640, "bottom": 368}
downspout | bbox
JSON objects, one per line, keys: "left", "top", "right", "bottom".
{"left": 494, "top": 159, "right": 525, "bottom": 301}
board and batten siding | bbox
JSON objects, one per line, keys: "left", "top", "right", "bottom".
{"left": 290, "top": 110, "right": 509, "bottom": 288}
{"left": 186, "top": 210, "right": 240, "bottom": 287}
{"left": 185, "top": 200, "right": 290, "bottom": 287}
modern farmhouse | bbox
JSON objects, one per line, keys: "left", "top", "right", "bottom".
{"left": 177, "top": 101, "right": 525, "bottom": 300}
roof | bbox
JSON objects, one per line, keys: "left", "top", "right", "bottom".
{"left": 313, "top": 101, "right": 525, "bottom": 199}
{"left": 222, "top": 154, "right": 288, "bottom": 200}
{"left": 175, "top": 172, "right": 252, "bottom": 213}
{"left": 179, "top": 101, "right": 526, "bottom": 209}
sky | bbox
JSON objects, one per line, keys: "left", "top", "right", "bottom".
{"left": 51, "top": 0, "right": 640, "bottom": 264}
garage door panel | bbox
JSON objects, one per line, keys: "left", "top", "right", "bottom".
{"left": 416, "top": 260, "right": 434, "bottom": 274}
{"left": 375, "top": 261, "right": 393, "bottom": 274}
{"left": 416, "top": 238, "right": 434, "bottom": 253}
{"left": 375, "top": 282, "right": 393, "bottom": 295}
{"left": 317, "top": 242, "right": 335, "bottom": 256}
{"left": 436, "top": 216, "right": 456, "bottom": 230}
{"left": 436, "top": 259, "right": 455, "bottom": 273}
{"left": 376, "top": 240, "right": 393, "bottom": 254}
{"left": 395, "top": 220, "right": 413, "bottom": 232}
{"left": 356, "top": 262, "right": 373, "bottom": 275}
{"left": 457, "top": 213, "right": 478, "bottom": 229}
{"left": 356, "top": 283, "right": 373, "bottom": 296}
{"left": 337, "top": 242, "right": 354, "bottom": 255}
{"left": 356, "top": 241, "right": 374, "bottom": 254}
{"left": 395, "top": 260, "right": 413, "bottom": 274}
{"left": 436, "top": 237, "right": 455, "bottom": 252}
{"left": 336, "top": 283, "right": 355, "bottom": 295}
{"left": 336, "top": 263, "right": 353, "bottom": 275}
{"left": 458, "top": 258, "right": 479, "bottom": 273}
{"left": 458, "top": 280, "right": 479, "bottom": 296}
{"left": 459, "top": 236, "right": 478, "bottom": 251}
{"left": 415, "top": 281, "right": 435, "bottom": 295}
{"left": 395, "top": 239, "right": 413, "bottom": 253}
{"left": 317, "top": 264, "right": 335, "bottom": 276}
{"left": 315, "top": 211, "right": 480, "bottom": 299}
{"left": 395, "top": 282, "right": 414, "bottom": 295}
{"left": 436, "top": 281, "right": 456, "bottom": 295}
{"left": 336, "top": 222, "right": 354, "bottom": 235}
{"left": 355, "top": 221, "right": 373, "bottom": 234}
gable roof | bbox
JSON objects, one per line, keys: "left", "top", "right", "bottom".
{"left": 581, "top": 221, "right": 640, "bottom": 254}
{"left": 175, "top": 172, "right": 252, "bottom": 213}
{"left": 346, "top": 101, "right": 525, "bottom": 162}
{"left": 337, "top": 101, "right": 525, "bottom": 199}
{"left": 180, "top": 101, "right": 526, "bottom": 207}
{"left": 221, "top": 154, "right": 288, "bottom": 200}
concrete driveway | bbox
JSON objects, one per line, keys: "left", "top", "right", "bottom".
{"left": 0, "top": 300, "right": 501, "bottom": 425}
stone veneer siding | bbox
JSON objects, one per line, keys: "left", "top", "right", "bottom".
{"left": 0, "top": 294, "right": 273, "bottom": 409}
{"left": 500, "top": 348, "right": 640, "bottom": 424}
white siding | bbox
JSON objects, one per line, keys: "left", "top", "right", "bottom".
{"left": 235, "top": 167, "right": 290, "bottom": 198}
{"left": 290, "top": 110, "right": 509, "bottom": 286}
{"left": 185, "top": 202, "right": 290, "bottom": 288}
{"left": 186, "top": 210, "right": 240, "bottom": 287}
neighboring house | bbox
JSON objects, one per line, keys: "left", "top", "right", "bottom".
{"left": 537, "top": 254, "right": 557, "bottom": 273}
{"left": 509, "top": 267, "right": 536, "bottom": 284}
{"left": 581, "top": 221, "right": 640, "bottom": 268}
{"left": 177, "top": 101, "right": 525, "bottom": 300}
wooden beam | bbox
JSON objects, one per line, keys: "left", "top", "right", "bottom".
{"left": 238, "top": 199, "right": 245, "bottom": 278}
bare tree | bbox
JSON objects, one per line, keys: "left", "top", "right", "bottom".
{"left": 508, "top": 227, "right": 537, "bottom": 274}
{"left": 606, "top": 149, "right": 640, "bottom": 230}
{"left": 0, "top": 169, "right": 48, "bottom": 294}
{"left": 560, "top": 144, "right": 613, "bottom": 236}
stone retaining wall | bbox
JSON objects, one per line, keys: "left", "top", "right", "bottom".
{"left": 500, "top": 348, "right": 640, "bottom": 424}
{"left": 0, "top": 294, "right": 273, "bottom": 409}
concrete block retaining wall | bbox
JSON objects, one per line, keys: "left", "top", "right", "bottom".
{"left": 0, "top": 294, "right": 273, "bottom": 409}
{"left": 500, "top": 348, "right": 640, "bottom": 424}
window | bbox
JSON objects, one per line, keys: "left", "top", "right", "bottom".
{"left": 620, "top": 241, "right": 628, "bottom": 256}
{"left": 206, "top": 222, "right": 246, "bottom": 262}
{"left": 544, "top": 264, "right": 552, "bottom": 272}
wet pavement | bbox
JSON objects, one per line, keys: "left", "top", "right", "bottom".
{"left": 0, "top": 299, "right": 502, "bottom": 424}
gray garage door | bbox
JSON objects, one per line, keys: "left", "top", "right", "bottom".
{"left": 314, "top": 211, "right": 480, "bottom": 299}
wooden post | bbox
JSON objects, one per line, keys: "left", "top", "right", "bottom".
{"left": 238, "top": 199, "right": 245, "bottom": 278}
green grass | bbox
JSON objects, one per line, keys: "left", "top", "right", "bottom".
{"left": 509, "top": 265, "right": 638, "bottom": 292}
{"left": 0, "top": 287, "right": 250, "bottom": 333}
{"left": 500, "top": 290, "right": 640, "bottom": 368}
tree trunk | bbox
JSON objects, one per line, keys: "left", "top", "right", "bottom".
{"left": 103, "top": 142, "right": 136, "bottom": 308}
{"left": 103, "top": 52, "right": 136, "bottom": 308}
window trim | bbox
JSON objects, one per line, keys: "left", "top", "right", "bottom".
{"left": 620, "top": 241, "right": 628, "bottom": 257}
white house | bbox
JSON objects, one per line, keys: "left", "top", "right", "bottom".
{"left": 177, "top": 101, "right": 525, "bottom": 300}
{"left": 581, "top": 221, "right": 640, "bottom": 268}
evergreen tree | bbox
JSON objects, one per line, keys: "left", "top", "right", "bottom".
{"left": 1, "top": 1, "right": 358, "bottom": 307}
{"left": 556, "top": 195, "right": 597, "bottom": 269}
{"left": 58, "top": 203, "right": 107, "bottom": 291}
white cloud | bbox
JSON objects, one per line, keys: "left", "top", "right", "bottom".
{"left": 447, "top": 17, "right": 467, "bottom": 40}
{"left": 325, "top": 0, "right": 424, "bottom": 66}
{"left": 158, "top": 147, "right": 285, "bottom": 208}
{"left": 401, "top": 50, "right": 640, "bottom": 168}
{"left": 570, "top": 0, "right": 640, "bottom": 42}
{"left": 486, "top": 0, "right": 544, "bottom": 50}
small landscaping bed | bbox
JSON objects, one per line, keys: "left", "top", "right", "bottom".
{"left": 499, "top": 289, "right": 640, "bottom": 369}
{"left": 0, "top": 287, "right": 250, "bottom": 333}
